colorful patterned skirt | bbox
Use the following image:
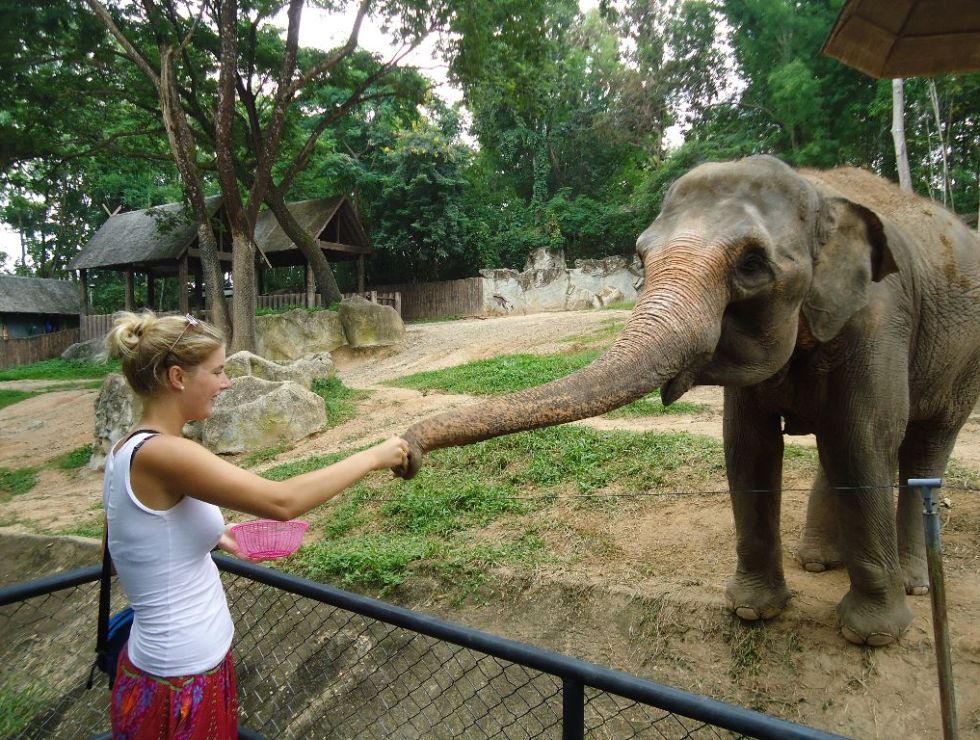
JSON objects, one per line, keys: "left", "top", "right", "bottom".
{"left": 110, "top": 646, "right": 238, "bottom": 739}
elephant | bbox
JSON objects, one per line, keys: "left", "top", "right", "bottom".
{"left": 394, "top": 155, "right": 980, "bottom": 647}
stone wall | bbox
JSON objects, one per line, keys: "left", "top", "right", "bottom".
{"left": 480, "top": 248, "right": 643, "bottom": 315}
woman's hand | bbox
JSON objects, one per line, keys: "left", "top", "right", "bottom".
{"left": 370, "top": 436, "right": 410, "bottom": 471}
{"left": 216, "top": 524, "right": 253, "bottom": 560}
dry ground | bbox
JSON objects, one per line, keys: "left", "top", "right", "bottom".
{"left": 2, "top": 309, "right": 980, "bottom": 738}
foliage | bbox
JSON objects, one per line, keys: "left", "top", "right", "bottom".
{"left": 0, "top": 683, "right": 47, "bottom": 738}
{"left": 0, "top": 389, "right": 35, "bottom": 411}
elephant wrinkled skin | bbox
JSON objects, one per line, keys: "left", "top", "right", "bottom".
{"left": 395, "top": 155, "right": 980, "bottom": 647}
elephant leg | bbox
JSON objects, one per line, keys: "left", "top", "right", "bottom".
{"left": 723, "top": 388, "right": 789, "bottom": 621}
{"left": 898, "top": 413, "right": 972, "bottom": 595}
{"left": 796, "top": 465, "right": 843, "bottom": 572}
{"left": 819, "top": 430, "right": 910, "bottom": 646}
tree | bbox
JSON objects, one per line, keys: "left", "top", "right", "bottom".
{"left": 891, "top": 79, "right": 912, "bottom": 192}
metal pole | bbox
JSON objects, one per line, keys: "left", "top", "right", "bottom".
{"left": 910, "top": 478, "right": 958, "bottom": 740}
{"left": 562, "top": 677, "right": 584, "bottom": 740}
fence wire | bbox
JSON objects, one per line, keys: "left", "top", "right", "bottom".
{"left": 0, "top": 570, "right": 767, "bottom": 740}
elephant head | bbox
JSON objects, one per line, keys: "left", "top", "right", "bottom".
{"left": 394, "top": 155, "right": 897, "bottom": 479}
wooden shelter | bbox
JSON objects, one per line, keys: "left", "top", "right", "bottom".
{"left": 823, "top": 0, "right": 980, "bottom": 78}
{"left": 0, "top": 275, "right": 80, "bottom": 340}
{"left": 69, "top": 196, "right": 372, "bottom": 314}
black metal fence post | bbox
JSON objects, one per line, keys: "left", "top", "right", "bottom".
{"left": 562, "top": 677, "right": 584, "bottom": 740}
{"left": 910, "top": 477, "right": 958, "bottom": 740}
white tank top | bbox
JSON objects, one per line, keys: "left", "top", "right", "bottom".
{"left": 103, "top": 432, "right": 234, "bottom": 676}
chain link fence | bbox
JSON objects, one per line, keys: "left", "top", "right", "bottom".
{"left": 0, "top": 559, "right": 842, "bottom": 740}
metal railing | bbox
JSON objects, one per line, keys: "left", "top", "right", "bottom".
{"left": 0, "top": 557, "right": 845, "bottom": 740}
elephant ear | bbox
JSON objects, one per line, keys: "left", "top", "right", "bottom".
{"left": 802, "top": 197, "right": 899, "bottom": 343}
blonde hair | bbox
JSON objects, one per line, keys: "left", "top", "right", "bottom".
{"left": 105, "top": 311, "right": 225, "bottom": 396}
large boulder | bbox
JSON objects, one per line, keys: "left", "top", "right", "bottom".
{"left": 225, "top": 350, "right": 335, "bottom": 389}
{"left": 202, "top": 375, "right": 326, "bottom": 454}
{"left": 61, "top": 338, "right": 108, "bottom": 362}
{"left": 255, "top": 309, "right": 347, "bottom": 363}
{"left": 91, "top": 374, "right": 142, "bottom": 469}
{"left": 338, "top": 296, "right": 405, "bottom": 348}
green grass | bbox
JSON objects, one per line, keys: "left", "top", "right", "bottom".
{"left": 0, "top": 683, "right": 48, "bottom": 737}
{"left": 0, "top": 466, "right": 39, "bottom": 499}
{"left": 312, "top": 377, "right": 369, "bottom": 427}
{"left": 54, "top": 522, "right": 103, "bottom": 539}
{"left": 240, "top": 442, "right": 293, "bottom": 468}
{"left": 272, "top": 425, "right": 732, "bottom": 595}
{"left": 0, "top": 389, "right": 36, "bottom": 410}
{"left": 51, "top": 444, "right": 93, "bottom": 471}
{"left": 387, "top": 350, "right": 703, "bottom": 416}
{"left": 0, "top": 358, "right": 118, "bottom": 381}
{"left": 387, "top": 350, "right": 602, "bottom": 395}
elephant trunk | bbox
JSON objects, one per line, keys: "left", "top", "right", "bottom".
{"left": 395, "top": 245, "right": 728, "bottom": 479}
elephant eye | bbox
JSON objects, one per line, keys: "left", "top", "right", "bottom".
{"left": 736, "top": 250, "right": 770, "bottom": 279}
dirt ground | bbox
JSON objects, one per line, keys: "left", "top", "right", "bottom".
{"left": 2, "top": 308, "right": 980, "bottom": 738}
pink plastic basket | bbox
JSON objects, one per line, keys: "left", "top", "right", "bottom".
{"left": 231, "top": 519, "right": 309, "bottom": 561}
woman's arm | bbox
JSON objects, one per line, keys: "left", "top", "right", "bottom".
{"left": 134, "top": 435, "right": 408, "bottom": 520}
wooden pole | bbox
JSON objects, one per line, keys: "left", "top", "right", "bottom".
{"left": 124, "top": 270, "right": 135, "bottom": 310}
{"left": 178, "top": 254, "right": 189, "bottom": 314}
{"left": 305, "top": 262, "right": 316, "bottom": 308}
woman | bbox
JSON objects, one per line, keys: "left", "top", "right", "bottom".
{"left": 102, "top": 310, "right": 408, "bottom": 738}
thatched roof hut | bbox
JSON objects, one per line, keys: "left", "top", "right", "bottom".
{"left": 0, "top": 275, "right": 80, "bottom": 339}
{"left": 0, "top": 275, "right": 78, "bottom": 315}
{"left": 69, "top": 195, "right": 372, "bottom": 314}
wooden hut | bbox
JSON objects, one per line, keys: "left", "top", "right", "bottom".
{"left": 0, "top": 275, "right": 79, "bottom": 340}
{"left": 69, "top": 195, "right": 372, "bottom": 316}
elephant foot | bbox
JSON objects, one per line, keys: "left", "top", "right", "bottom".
{"left": 836, "top": 588, "right": 912, "bottom": 647}
{"left": 796, "top": 533, "right": 843, "bottom": 573}
{"left": 725, "top": 573, "right": 791, "bottom": 622}
{"left": 900, "top": 550, "right": 929, "bottom": 595}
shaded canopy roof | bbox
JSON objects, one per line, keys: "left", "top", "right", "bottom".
{"left": 70, "top": 196, "right": 223, "bottom": 271}
{"left": 823, "top": 0, "right": 980, "bottom": 78}
{"left": 253, "top": 197, "right": 372, "bottom": 268}
{"left": 70, "top": 195, "right": 371, "bottom": 273}
{"left": 0, "top": 275, "right": 79, "bottom": 315}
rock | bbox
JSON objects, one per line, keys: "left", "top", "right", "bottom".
{"left": 255, "top": 309, "right": 347, "bottom": 363}
{"left": 338, "top": 296, "right": 405, "bottom": 348}
{"left": 61, "top": 338, "right": 108, "bottom": 362}
{"left": 91, "top": 374, "right": 142, "bottom": 469}
{"left": 225, "top": 350, "right": 335, "bottom": 389}
{"left": 202, "top": 375, "right": 326, "bottom": 454}
{"left": 591, "top": 286, "right": 625, "bottom": 308}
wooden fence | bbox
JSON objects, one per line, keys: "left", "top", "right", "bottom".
{"left": 0, "top": 328, "right": 81, "bottom": 370}
{"left": 370, "top": 278, "right": 484, "bottom": 322}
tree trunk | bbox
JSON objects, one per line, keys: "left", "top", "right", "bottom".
{"left": 229, "top": 232, "right": 256, "bottom": 354}
{"left": 265, "top": 190, "right": 343, "bottom": 305}
{"left": 928, "top": 79, "right": 953, "bottom": 209}
{"left": 891, "top": 79, "right": 912, "bottom": 192}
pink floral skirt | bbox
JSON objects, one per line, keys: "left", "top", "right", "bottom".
{"left": 110, "top": 646, "right": 238, "bottom": 739}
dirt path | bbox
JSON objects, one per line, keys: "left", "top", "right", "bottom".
{"left": 2, "top": 308, "right": 980, "bottom": 738}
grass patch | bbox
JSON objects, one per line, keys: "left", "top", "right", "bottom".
{"left": 0, "top": 683, "right": 48, "bottom": 738}
{"left": 0, "top": 389, "right": 35, "bottom": 410}
{"left": 602, "top": 300, "right": 635, "bottom": 311}
{"left": 388, "top": 351, "right": 601, "bottom": 395}
{"left": 51, "top": 444, "right": 93, "bottom": 471}
{"left": 604, "top": 392, "right": 703, "bottom": 417}
{"left": 55, "top": 522, "right": 103, "bottom": 539}
{"left": 240, "top": 442, "right": 293, "bottom": 469}
{"left": 276, "top": 426, "right": 730, "bottom": 595}
{"left": 0, "top": 358, "right": 117, "bottom": 381}
{"left": 311, "top": 377, "right": 369, "bottom": 427}
{"left": 0, "top": 466, "right": 39, "bottom": 499}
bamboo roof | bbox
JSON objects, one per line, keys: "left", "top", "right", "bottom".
{"left": 0, "top": 275, "right": 79, "bottom": 315}
{"left": 823, "top": 0, "right": 980, "bottom": 78}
